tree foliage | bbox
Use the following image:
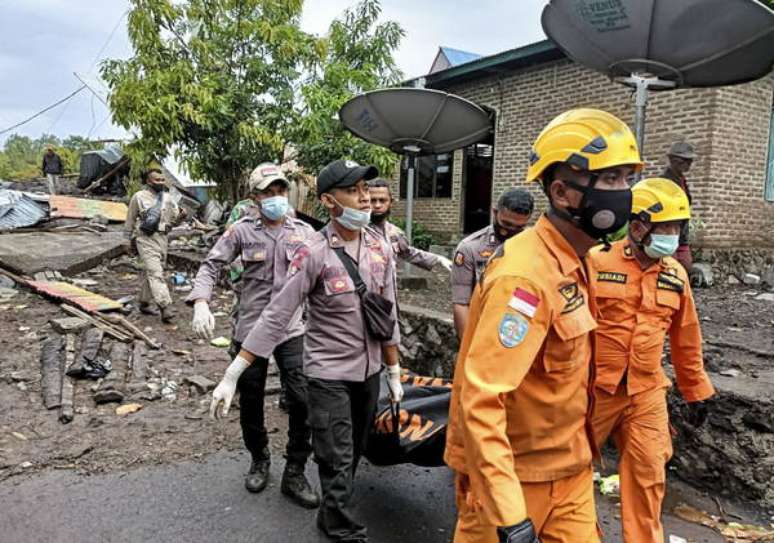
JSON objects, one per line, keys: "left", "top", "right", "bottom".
{"left": 101, "top": 0, "right": 404, "bottom": 199}
{"left": 289, "top": 0, "right": 404, "bottom": 177}
{"left": 0, "top": 133, "right": 93, "bottom": 180}
{"left": 102, "top": 0, "right": 321, "bottom": 199}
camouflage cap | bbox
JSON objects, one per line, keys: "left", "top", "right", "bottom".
{"left": 668, "top": 141, "right": 696, "bottom": 160}
{"left": 247, "top": 162, "right": 289, "bottom": 192}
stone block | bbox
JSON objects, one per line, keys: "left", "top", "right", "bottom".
{"left": 184, "top": 375, "right": 216, "bottom": 394}
{"left": 49, "top": 317, "right": 90, "bottom": 334}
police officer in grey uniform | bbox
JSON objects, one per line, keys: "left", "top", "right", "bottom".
{"left": 209, "top": 159, "right": 404, "bottom": 543}
{"left": 187, "top": 164, "right": 318, "bottom": 508}
{"left": 450, "top": 188, "right": 534, "bottom": 338}
{"left": 368, "top": 178, "right": 453, "bottom": 272}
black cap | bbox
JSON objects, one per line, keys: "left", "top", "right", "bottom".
{"left": 316, "top": 159, "right": 378, "bottom": 197}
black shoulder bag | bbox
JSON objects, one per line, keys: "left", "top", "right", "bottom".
{"left": 333, "top": 246, "right": 396, "bottom": 342}
{"left": 139, "top": 191, "right": 164, "bottom": 235}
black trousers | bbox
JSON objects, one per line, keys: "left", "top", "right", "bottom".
{"left": 230, "top": 336, "right": 312, "bottom": 464}
{"left": 307, "top": 373, "right": 381, "bottom": 541}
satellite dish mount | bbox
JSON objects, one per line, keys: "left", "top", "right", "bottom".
{"left": 616, "top": 73, "right": 676, "bottom": 156}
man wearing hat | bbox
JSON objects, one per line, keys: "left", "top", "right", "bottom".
{"left": 662, "top": 141, "right": 696, "bottom": 271}
{"left": 187, "top": 162, "right": 319, "bottom": 508}
{"left": 209, "top": 159, "right": 403, "bottom": 542}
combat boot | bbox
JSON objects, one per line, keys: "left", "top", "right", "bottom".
{"left": 139, "top": 302, "right": 159, "bottom": 316}
{"left": 160, "top": 305, "right": 176, "bottom": 323}
{"left": 281, "top": 461, "right": 320, "bottom": 509}
{"left": 245, "top": 450, "right": 270, "bottom": 493}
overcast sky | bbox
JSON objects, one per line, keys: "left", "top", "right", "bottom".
{"left": 0, "top": 1, "right": 547, "bottom": 145}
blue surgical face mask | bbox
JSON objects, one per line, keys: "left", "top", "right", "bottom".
{"left": 260, "top": 195, "right": 289, "bottom": 221}
{"left": 644, "top": 233, "right": 680, "bottom": 258}
{"left": 332, "top": 197, "right": 371, "bottom": 231}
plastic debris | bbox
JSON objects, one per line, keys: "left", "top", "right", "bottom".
{"left": 599, "top": 474, "right": 620, "bottom": 496}
{"left": 115, "top": 403, "right": 143, "bottom": 416}
{"left": 210, "top": 336, "right": 231, "bottom": 348}
{"left": 673, "top": 503, "right": 774, "bottom": 541}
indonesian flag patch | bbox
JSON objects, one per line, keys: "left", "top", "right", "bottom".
{"left": 508, "top": 288, "right": 540, "bottom": 318}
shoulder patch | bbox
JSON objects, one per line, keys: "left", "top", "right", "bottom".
{"left": 559, "top": 283, "right": 578, "bottom": 301}
{"left": 559, "top": 282, "right": 585, "bottom": 314}
{"left": 499, "top": 313, "right": 529, "bottom": 348}
{"left": 454, "top": 251, "right": 465, "bottom": 266}
{"left": 508, "top": 288, "right": 540, "bottom": 318}
{"left": 598, "top": 271, "right": 627, "bottom": 284}
{"left": 657, "top": 271, "right": 684, "bottom": 293}
{"left": 287, "top": 246, "right": 311, "bottom": 277}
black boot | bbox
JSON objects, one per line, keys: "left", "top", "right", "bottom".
{"left": 245, "top": 451, "right": 270, "bottom": 493}
{"left": 281, "top": 461, "right": 319, "bottom": 509}
{"left": 139, "top": 302, "right": 159, "bottom": 316}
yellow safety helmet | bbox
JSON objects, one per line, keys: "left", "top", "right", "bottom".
{"left": 526, "top": 108, "right": 643, "bottom": 183}
{"left": 631, "top": 177, "right": 691, "bottom": 223}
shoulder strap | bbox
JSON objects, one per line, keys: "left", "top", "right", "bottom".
{"left": 332, "top": 246, "right": 367, "bottom": 296}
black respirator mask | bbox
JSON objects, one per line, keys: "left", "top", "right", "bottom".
{"left": 555, "top": 176, "right": 632, "bottom": 240}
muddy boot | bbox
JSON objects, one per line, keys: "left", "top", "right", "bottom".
{"left": 245, "top": 452, "right": 270, "bottom": 493}
{"left": 281, "top": 461, "right": 319, "bottom": 509}
{"left": 160, "top": 305, "right": 176, "bottom": 323}
{"left": 139, "top": 302, "right": 159, "bottom": 316}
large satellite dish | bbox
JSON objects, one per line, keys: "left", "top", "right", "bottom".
{"left": 339, "top": 88, "right": 491, "bottom": 246}
{"left": 542, "top": 0, "right": 774, "bottom": 151}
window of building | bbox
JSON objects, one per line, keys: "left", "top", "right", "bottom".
{"left": 766, "top": 108, "right": 774, "bottom": 202}
{"left": 399, "top": 153, "right": 453, "bottom": 199}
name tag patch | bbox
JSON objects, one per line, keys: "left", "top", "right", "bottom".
{"left": 657, "top": 272, "right": 684, "bottom": 293}
{"left": 598, "top": 271, "right": 627, "bottom": 284}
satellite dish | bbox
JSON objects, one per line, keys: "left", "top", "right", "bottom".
{"left": 542, "top": 0, "right": 774, "bottom": 87}
{"left": 339, "top": 88, "right": 491, "bottom": 155}
{"left": 339, "top": 88, "right": 492, "bottom": 246}
{"left": 542, "top": 0, "right": 774, "bottom": 153}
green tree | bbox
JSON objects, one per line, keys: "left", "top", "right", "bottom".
{"left": 101, "top": 0, "right": 321, "bottom": 200}
{"left": 290, "top": 0, "right": 403, "bottom": 177}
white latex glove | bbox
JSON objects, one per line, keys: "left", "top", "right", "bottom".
{"left": 192, "top": 300, "right": 215, "bottom": 339}
{"left": 209, "top": 355, "right": 250, "bottom": 419}
{"left": 438, "top": 256, "right": 453, "bottom": 272}
{"left": 386, "top": 364, "right": 404, "bottom": 403}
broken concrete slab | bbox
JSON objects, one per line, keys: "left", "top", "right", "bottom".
{"left": 755, "top": 293, "right": 774, "bottom": 302}
{"left": 184, "top": 375, "right": 216, "bottom": 395}
{"left": 0, "top": 231, "right": 126, "bottom": 276}
{"left": 49, "top": 317, "right": 90, "bottom": 334}
{"left": 742, "top": 273, "right": 761, "bottom": 285}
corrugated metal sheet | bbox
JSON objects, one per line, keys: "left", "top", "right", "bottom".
{"left": 26, "top": 280, "right": 123, "bottom": 312}
{"left": 0, "top": 189, "right": 48, "bottom": 229}
{"left": 49, "top": 195, "right": 127, "bottom": 222}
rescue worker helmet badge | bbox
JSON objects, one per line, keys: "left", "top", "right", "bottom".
{"left": 499, "top": 313, "right": 529, "bottom": 348}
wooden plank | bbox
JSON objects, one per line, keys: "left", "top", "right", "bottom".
{"left": 130, "top": 340, "right": 147, "bottom": 382}
{"left": 59, "top": 335, "right": 76, "bottom": 424}
{"left": 60, "top": 304, "right": 132, "bottom": 343}
{"left": 101, "top": 313, "right": 160, "bottom": 350}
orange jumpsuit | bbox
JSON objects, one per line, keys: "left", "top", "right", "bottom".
{"left": 589, "top": 241, "right": 714, "bottom": 543}
{"left": 446, "top": 215, "right": 600, "bottom": 543}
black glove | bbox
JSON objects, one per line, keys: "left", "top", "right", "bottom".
{"left": 685, "top": 400, "right": 708, "bottom": 427}
{"left": 497, "top": 519, "right": 539, "bottom": 543}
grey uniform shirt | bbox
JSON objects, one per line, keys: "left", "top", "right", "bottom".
{"left": 241, "top": 223, "right": 400, "bottom": 382}
{"left": 450, "top": 225, "right": 501, "bottom": 305}
{"left": 125, "top": 189, "right": 182, "bottom": 240}
{"left": 371, "top": 220, "right": 440, "bottom": 270}
{"left": 186, "top": 216, "right": 315, "bottom": 343}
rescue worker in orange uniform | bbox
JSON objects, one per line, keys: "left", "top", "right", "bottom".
{"left": 589, "top": 177, "right": 715, "bottom": 543}
{"left": 446, "top": 108, "right": 643, "bottom": 543}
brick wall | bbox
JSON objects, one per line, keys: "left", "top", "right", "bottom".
{"left": 391, "top": 58, "right": 774, "bottom": 248}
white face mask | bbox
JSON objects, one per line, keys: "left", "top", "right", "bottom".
{"left": 331, "top": 196, "right": 371, "bottom": 231}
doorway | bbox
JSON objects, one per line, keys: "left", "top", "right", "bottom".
{"left": 463, "top": 141, "right": 494, "bottom": 234}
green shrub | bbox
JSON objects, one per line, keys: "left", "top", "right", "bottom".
{"left": 392, "top": 217, "right": 435, "bottom": 250}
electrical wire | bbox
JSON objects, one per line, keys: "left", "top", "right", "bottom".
{"left": 0, "top": 85, "right": 87, "bottom": 136}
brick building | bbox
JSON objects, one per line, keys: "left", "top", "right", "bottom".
{"left": 389, "top": 40, "right": 774, "bottom": 250}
